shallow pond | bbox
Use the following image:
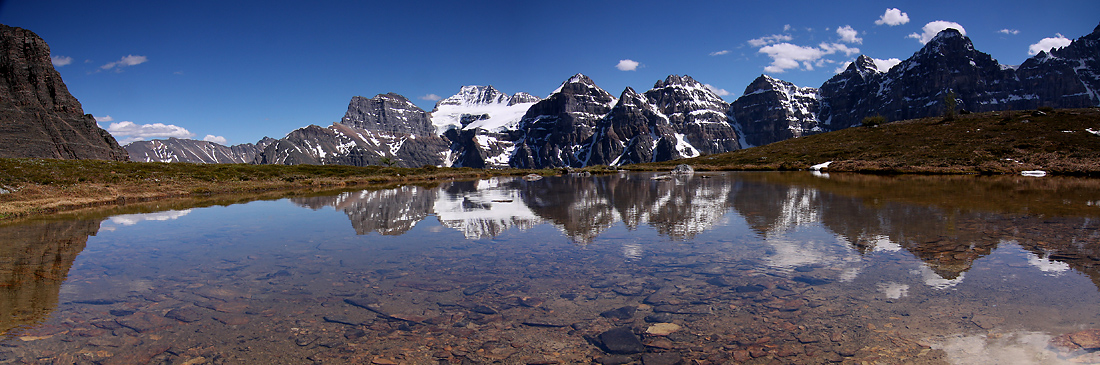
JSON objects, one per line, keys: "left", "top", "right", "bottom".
{"left": 3, "top": 171, "right": 1100, "bottom": 364}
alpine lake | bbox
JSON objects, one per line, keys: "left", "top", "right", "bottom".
{"left": 3, "top": 171, "right": 1100, "bottom": 365}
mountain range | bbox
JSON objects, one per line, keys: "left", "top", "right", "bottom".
{"left": 115, "top": 23, "right": 1100, "bottom": 167}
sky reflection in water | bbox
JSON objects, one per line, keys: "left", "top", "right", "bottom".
{"left": 3, "top": 172, "right": 1100, "bottom": 364}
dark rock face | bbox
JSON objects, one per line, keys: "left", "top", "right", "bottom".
{"left": 729, "top": 75, "right": 821, "bottom": 147}
{"left": 644, "top": 75, "right": 741, "bottom": 156}
{"left": 580, "top": 87, "right": 674, "bottom": 166}
{"left": 0, "top": 24, "right": 128, "bottom": 160}
{"left": 510, "top": 74, "right": 616, "bottom": 168}
{"left": 125, "top": 137, "right": 275, "bottom": 163}
{"left": 341, "top": 93, "right": 435, "bottom": 137}
{"left": 513, "top": 74, "right": 742, "bottom": 168}
{"left": 818, "top": 55, "right": 885, "bottom": 130}
{"left": 255, "top": 95, "right": 449, "bottom": 167}
{"left": 443, "top": 128, "right": 517, "bottom": 168}
{"left": 508, "top": 92, "right": 541, "bottom": 105}
{"left": 1015, "top": 24, "right": 1100, "bottom": 110}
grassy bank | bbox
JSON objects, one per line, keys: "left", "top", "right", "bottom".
{"left": 0, "top": 159, "right": 557, "bottom": 220}
{"left": 625, "top": 108, "right": 1100, "bottom": 175}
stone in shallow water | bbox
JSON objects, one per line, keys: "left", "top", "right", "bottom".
{"left": 164, "top": 307, "right": 205, "bottom": 323}
{"left": 600, "top": 306, "right": 636, "bottom": 320}
{"left": 642, "top": 352, "right": 682, "bottom": 365}
{"left": 1052, "top": 329, "right": 1100, "bottom": 353}
{"left": 599, "top": 327, "right": 645, "bottom": 354}
{"left": 645, "top": 323, "right": 681, "bottom": 336}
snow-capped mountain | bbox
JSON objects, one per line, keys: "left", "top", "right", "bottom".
{"left": 431, "top": 85, "right": 540, "bottom": 168}
{"left": 136, "top": 23, "right": 1100, "bottom": 166}
{"left": 125, "top": 137, "right": 275, "bottom": 163}
{"left": 730, "top": 24, "right": 1100, "bottom": 146}
{"left": 431, "top": 85, "right": 539, "bottom": 133}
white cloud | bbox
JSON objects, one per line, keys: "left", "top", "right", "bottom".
{"left": 783, "top": 24, "right": 792, "bottom": 32}
{"left": 998, "top": 29, "right": 1020, "bottom": 35}
{"left": 110, "top": 210, "right": 192, "bottom": 226}
{"left": 819, "top": 42, "right": 860, "bottom": 56}
{"left": 615, "top": 59, "right": 640, "bottom": 71}
{"left": 759, "top": 43, "right": 827, "bottom": 73}
{"left": 703, "top": 84, "right": 730, "bottom": 96}
{"left": 419, "top": 94, "right": 442, "bottom": 101}
{"left": 759, "top": 41, "right": 861, "bottom": 74}
{"left": 835, "top": 62, "right": 853, "bottom": 74}
{"left": 748, "top": 34, "right": 794, "bottom": 47}
{"left": 94, "top": 115, "right": 114, "bottom": 122}
{"left": 203, "top": 135, "right": 228, "bottom": 145}
{"left": 1028, "top": 34, "right": 1072, "bottom": 55}
{"left": 50, "top": 55, "right": 73, "bottom": 67}
{"left": 104, "top": 121, "right": 195, "bottom": 144}
{"left": 709, "top": 50, "right": 730, "bottom": 56}
{"left": 100, "top": 54, "right": 148, "bottom": 71}
{"left": 872, "top": 58, "right": 902, "bottom": 72}
{"left": 908, "top": 21, "right": 967, "bottom": 44}
{"left": 837, "top": 25, "right": 862, "bottom": 44}
{"left": 875, "top": 8, "right": 910, "bottom": 26}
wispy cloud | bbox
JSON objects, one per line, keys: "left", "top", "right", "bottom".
{"left": 203, "top": 135, "right": 228, "bottom": 145}
{"left": 51, "top": 55, "right": 73, "bottom": 67}
{"left": 748, "top": 34, "right": 793, "bottom": 47}
{"left": 100, "top": 55, "right": 148, "bottom": 71}
{"left": 836, "top": 25, "right": 862, "bottom": 44}
{"left": 759, "top": 42, "right": 859, "bottom": 73}
{"left": 1028, "top": 34, "right": 1072, "bottom": 55}
{"left": 908, "top": 21, "right": 966, "bottom": 44}
{"left": 419, "top": 94, "right": 442, "bottom": 101}
{"left": 709, "top": 50, "right": 731, "bottom": 56}
{"left": 703, "top": 84, "right": 730, "bottom": 96}
{"left": 998, "top": 29, "right": 1020, "bottom": 35}
{"left": 615, "top": 59, "right": 640, "bottom": 71}
{"left": 875, "top": 8, "right": 910, "bottom": 26}
{"left": 94, "top": 115, "right": 114, "bottom": 122}
{"left": 102, "top": 120, "right": 194, "bottom": 144}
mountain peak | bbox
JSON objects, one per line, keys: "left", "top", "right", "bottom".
{"left": 653, "top": 74, "right": 700, "bottom": 89}
{"left": 436, "top": 85, "right": 509, "bottom": 108}
{"left": 918, "top": 28, "right": 976, "bottom": 56}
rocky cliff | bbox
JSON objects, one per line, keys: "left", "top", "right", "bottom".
{"left": 0, "top": 24, "right": 128, "bottom": 161}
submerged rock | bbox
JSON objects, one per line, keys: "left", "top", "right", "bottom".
{"left": 599, "top": 327, "right": 645, "bottom": 354}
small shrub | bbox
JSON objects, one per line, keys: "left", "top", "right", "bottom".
{"left": 943, "top": 90, "right": 958, "bottom": 121}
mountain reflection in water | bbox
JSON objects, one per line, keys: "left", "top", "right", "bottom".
{"left": 2, "top": 171, "right": 1100, "bottom": 364}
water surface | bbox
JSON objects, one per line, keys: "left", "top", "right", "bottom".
{"left": 2, "top": 172, "right": 1100, "bottom": 364}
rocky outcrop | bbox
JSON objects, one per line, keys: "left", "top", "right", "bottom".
{"left": 580, "top": 87, "right": 675, "bottom": 166}
{"left": 255, "top": 94, "right": 449, "bottom": 167}
{"left": 0, "top": 24, "right": 128, "bottom": 160}
{"left": 644, "top": 75, "right": 741, "bottom": 156}
{"left": 125, "top": 137, "right": 275, "bottom": 163}
{"left": 729, "top": 75, "right": 821, "bottom": 147}
{"left": 510, "top": 74, "right": 616, "bottom": 168}
{"left": 341, "top": 93, "right": 435, "bottom": 136}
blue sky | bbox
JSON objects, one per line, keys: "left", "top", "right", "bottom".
{"left": 2, "top": 0, "right": 1097, "bottom": 145}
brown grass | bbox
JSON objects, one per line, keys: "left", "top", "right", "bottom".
{"left": 626, "top": 108, "right": 1100, "bottom": 175}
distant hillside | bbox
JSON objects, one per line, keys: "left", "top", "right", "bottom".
{"left": 627, "top": 108, "right": 1100, "bottom": 175}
